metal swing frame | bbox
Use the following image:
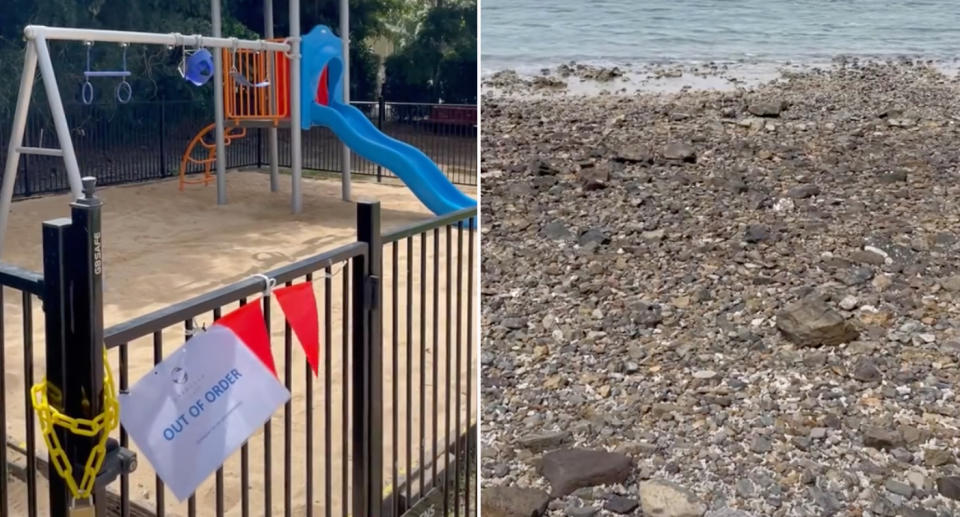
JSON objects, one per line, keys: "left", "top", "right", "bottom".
{"left": 0, "top": 26, "right": 297, "bottom": 256}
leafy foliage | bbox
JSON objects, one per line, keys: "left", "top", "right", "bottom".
{"left": 0, "top": 0, "right": 469, "bottom": 120}
{"left": 383, "top": 3, "right": 477, "bottom": 104}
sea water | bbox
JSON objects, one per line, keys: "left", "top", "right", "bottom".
{"left": 482, "top": 0, "right": 960, "bottom": 74}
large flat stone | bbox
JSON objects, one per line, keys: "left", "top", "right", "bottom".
{"left": 639, "top": 479, "right": 706, "bottom": 517}
{"left": 776, "top": 295, "right": 859, "bottom": 346}
{"left": 517, "top": 430, "right": 570, "bottom": 452}
{"left": 538, "top": 448, "right": 633, "bottom": 496}
{"left": 482, "top": 486, "right": 551, "bottom": 517}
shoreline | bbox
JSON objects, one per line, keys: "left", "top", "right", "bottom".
{"left": 482, "top": 57, "right": 960, "bottom": 96}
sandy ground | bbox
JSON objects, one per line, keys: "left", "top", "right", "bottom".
{"left": 1, "top": 171, "right": 477, "bottom": 516}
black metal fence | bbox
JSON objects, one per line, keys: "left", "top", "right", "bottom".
{"left": 379, "top": 208, "right": 476, "bottom": 517}
{"left": 0, "top": 265, "right": 44, "bottom": 517}
{"left": 0, "top": 182, "right": 477, "bottom": 517}
{"left": 0, "top": 99, "right": 477, "bottom": 199}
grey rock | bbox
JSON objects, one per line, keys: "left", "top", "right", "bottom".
{"left": 566, "top": 505, "right": 600, "bottom": 517}
{"left": 776, "top": 295, "right": 860, "bottom": 346}
{"left": 937, "top": 477, "right": 960, "bottom": 501}
{"left": 744, "top": 224, "right": 772, "bottom": 243}
{"left": 788, "top": 184, "right": 821, "bottom": 199}
{"left": 870, "top": 498, "right": 897, "bottom": 516}
{"left": 924, "top": 448, "right": 953, "bottom": 467}
{"left": 878, "top": 170, "right": 908, "bottom": 183}
{"left": 940, "top": 275, "right": 960, "bottom": 292}
{"left": 615, "top": 145, "right": 654, "bottom": 164}
{"left": 809, "top": 486, "right": 841, "bottom": 515}
{"left": 884, "top": 479, "right": 914, "bottom": 498}
{"left": 850, "top": 249, "right": 886, "bottom": 266}
{"left": 863, "top": 427, "right": 902, "bottom": 450}
{"left": 642, "top": 228, "right": 666, "bottom": 241}
{"left": 892, "top": 447, "right": 914, "bottom": 464}
{"left": 538, "top": 448, "right": 633, "bottom": 496}
{"left": 543, "top": 220, "right": 572, "bottom": 240}
{"left": 517, "top": 430, "right": 570, "bottom": 452}
{"left": 852, "top": 358, "right": 883, "bottom": 382}
{"left": 604, "top": 495, "right": 640, "bottom": 514}
{"left": 531, "top": 159, "right": 559, "bottom": 176}
{"left": 481, "top": 486, "right": 551, "bottom": 517}
{"left": 578, "top": 228, "right": 610, "bottom": 249}
{"left": 747, "top": 99, "right": 786, "bottom": 117}
{"left": 638, "top": 479, "right": 707, "bottom": 517}
{"left": 750, "top": 436, "right": 772, "bottom": 454}
{"left": 503, "top": 318, "right": 525, "bottom": 330}
{"left": 662, "top": 142, "right": 696, "bottom": 163}
{"left": 835, "top": 266, "right": 874, "bottom": 286}
{"left": 579, "top": 163, "right": 610, "bottom": 190}
{"left": 632, "top": 302, "right": 664, "bottom": 327}
{"left": 839, "top": 295, "right": 859, "bottom": 310}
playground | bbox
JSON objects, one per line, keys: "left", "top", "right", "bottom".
{"left": 0, "top": 2, "right": 477, "bottom": 517}
{"left": 2, "top": 171, "right": 475, "bottom": 517}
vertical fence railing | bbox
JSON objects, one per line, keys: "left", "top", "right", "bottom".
{"left": 102, "top": 245, "right": 370, "bottom": 517}
{"left": 0, "top": 264, "right": 45, "bottom": 517}
{"left": 379, "top": 208, "right": 477, "bottom": 517}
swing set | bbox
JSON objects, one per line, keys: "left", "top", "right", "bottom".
{"left": 0, "top": 26, "right": 298, "bottom": 255}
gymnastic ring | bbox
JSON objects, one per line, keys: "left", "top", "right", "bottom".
{"left": 82, "top": 81, "right": 95, "bottom": 105}
{"left": 116, "top": 80, "right": 132, "bottom": 104}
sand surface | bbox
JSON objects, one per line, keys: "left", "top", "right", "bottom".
{"left": 2, "top": 171, "right": 477, "bottom": 516}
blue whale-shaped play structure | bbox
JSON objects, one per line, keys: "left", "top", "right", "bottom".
{"left": 300, "top": 25, "right": 476, "bottom": 217}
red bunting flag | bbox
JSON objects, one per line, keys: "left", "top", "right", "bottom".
{"left": 273, "top": 282, "right": 320, "bottom": 376}
{"left": 215, "top": 301, "right": 277, "bottom": 377}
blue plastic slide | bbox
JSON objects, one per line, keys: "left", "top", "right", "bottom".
{"left": 300, "top": 26, "right": 476, "bottom": 217}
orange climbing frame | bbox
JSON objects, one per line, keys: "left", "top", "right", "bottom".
{"left": 178, "top": 123, "right": 247, "bottom": 191}
{"left": 221, "top": 43, "right": 290, "bottom": 122}
{"left": 179, "top": 43, "right": 291, "bottom": 190}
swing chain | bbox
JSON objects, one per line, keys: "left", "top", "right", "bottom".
{"left": 116, "top": 43, "right": 131, "bottom": 104}
{"left": 175, "top": 33, "right": 188, "bottom": 78}
{"left": 82, "top": 41, "right": 94, "bottom": 105}
{"left": 230, "top": 37, "right": 240, "bottom": 72}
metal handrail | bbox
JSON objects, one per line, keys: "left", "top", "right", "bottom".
{"left": 103, "top": 241, "right": 367, "bottom": 347}
{"left": 381, "top": 207, "right": 477, "bottom": 244}
{"left": 0, "top": 263, "right": 44, "bottom": 295}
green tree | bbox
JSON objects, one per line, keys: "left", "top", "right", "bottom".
{"left": 383, "top": 3, "right": 476, "bottom": 104}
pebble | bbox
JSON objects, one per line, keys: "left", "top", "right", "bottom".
{"left": 604, "top": 495, "right": 640, "bottom": 514}
{"left": 884, "top": 479, "right": 914, "bottom": 498}
{"left": 692, "top": 369, "right": 717, "bottom": 380}
{"left": 838, "top": 295, "right": 858, "bottom": 311}
{"left": 923, "top": 448, "right": 953, "bottom": 467}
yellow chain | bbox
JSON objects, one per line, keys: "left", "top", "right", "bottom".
{"left": 30, "top": 347, "right": 120, "bottom": 500}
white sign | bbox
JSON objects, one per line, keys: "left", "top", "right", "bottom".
{"left": 119, "top": 325, "right": 290, "bottom": 501}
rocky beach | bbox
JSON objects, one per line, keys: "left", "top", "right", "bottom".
{"left": 480, "top": 61, "right": 960, "bottom": 517}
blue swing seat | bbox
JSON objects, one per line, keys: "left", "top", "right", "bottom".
{"left": 184, "top": 49, "right": 215, "bottom": 86}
